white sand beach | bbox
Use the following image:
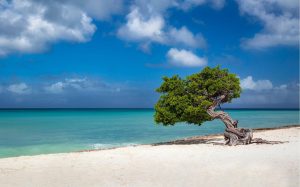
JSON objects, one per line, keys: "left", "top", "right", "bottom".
{"left": 0, "top": 126, "right": 299, "bottom": 187}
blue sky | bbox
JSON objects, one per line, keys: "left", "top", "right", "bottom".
{"left": 0, "top": 0, "right": 299, "bottom": 108}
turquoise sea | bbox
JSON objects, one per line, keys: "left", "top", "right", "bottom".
{"left": 0, "top": 109, "right": 299, "bottom": 158}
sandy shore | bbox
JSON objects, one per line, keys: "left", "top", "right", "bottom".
{"left": 0, "top": 126, "right": 299, "bottom": 187}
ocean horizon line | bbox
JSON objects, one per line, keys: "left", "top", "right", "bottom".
{"left": 0, "top": 108, "right": 299, "bottom": 110}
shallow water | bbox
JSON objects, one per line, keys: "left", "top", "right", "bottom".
{"left": 0, "top": 109, "right": 299, "bottom": 158}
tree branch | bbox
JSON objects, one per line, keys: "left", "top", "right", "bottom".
{"left": 206, "top": 94, "right": 237, "bottom": 129}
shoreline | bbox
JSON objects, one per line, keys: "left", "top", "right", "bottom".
{"left": 1, "top": 124, "right": 299, "bottom": 159}
{"left": 0, "top": 126, "right": 299, "bottom": 187}
{"left": 78, "top": 124, "right": 300, "bottom": 153}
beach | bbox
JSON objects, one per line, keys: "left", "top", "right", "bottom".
{"left": 0, "top": 126, "right": 299, "bottom": 187}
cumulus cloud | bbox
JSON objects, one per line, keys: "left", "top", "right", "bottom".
{"left": 232, "top": 82, "right": 299, "bottom": 108}
{"left": 117, "top": 1, "right": 208, "bottom": 49}
{"left": 0, "top": 0, "right": 225, "bottom": 56}
{"left": 237, "top": 0, "right": 299, "bottom": 49}
{"left": 117, "top": 7, "right": 165, "bottom": 43}
{"left": 240, "top": 76, "right": 273, "bottom": 91}
{"left": 169, "top": 26, "right": 206, "bottom": 48}
{"left": 83, "top": 0, "right": 124, "bottom": 20}
{"left": 0, "top": 0, "right": 96, "bottom": 56}
{"left": 44, "top": 82, "right": 65, "bottom": 94}
{"left": 7, "top": 83, "right": 31, "bottom": 94}
{"left": 167, "top": 48, "right": 207, "bottom": 67}
{"left": 44, "top": 77, "right": 123, "bottom": 94}
{"left": 44, "top": 78, "right": 91, "bottom": 93}
{"left": 0, "top": 0, "right": 126, "bottom": 56}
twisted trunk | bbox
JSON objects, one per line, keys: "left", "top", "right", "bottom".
{"left": 206, "top": 95, "right": 253, "bottom": 146}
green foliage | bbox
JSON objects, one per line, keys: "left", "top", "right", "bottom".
{"left": 154, "top": 66, "right": 241, "bottom": 126}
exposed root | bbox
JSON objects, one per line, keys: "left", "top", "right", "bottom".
{"left": 222, "top": 127, "right": 287, "bottom": 146}
{"left": 251, "top": 138, "right": 287, "bottom": 145}
{"left": 224, "top": 128, "right": 253, "bottom": 146}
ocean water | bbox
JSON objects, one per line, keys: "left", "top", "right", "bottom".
{"left": 0, "top": 109, "right": 299, "bottom": 158}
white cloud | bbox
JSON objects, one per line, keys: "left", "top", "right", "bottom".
{"left": 44, "top": 78, "right": 89, "bottom": 94}
{"left": 237, "top": 0, "right": 299, "bottom": 49}
{"left": 0, "top": 0, "right": 223, "bottom": 56}
{"left": 83, "top": 0, "right": 124, "bottom": 20}
{"left": 133, "top": 0, "right": 177, "bottom": 14}
{"left": 167, "top": 48, "right": 207, "bottom": 67}
{"left": 0, "top": 0, "right": 96, "bottom": 56}
{"left": 231, "top": 82, "right": 299, "bottom": 108}
{"left": 117, "top": 1, "right": 208, "bottom": 50}
{"left": 0, "top": 0, "right": 126, "bottom": 56}
{"left": 240, "top": 76, "right": 273, "bottom": 90}
{"left": 117, "top": 7, "right": 165, "bottom": 43}
{"left": 44, "top": 77, "right": 125, "bottom": 94}
{"left": 44, "top": 82, "right": 65, "bottom": 94}
{"left": 169, "top": 26, "right": 206, "bottom": 48}
{"left": 7, "top": 83, "right": 31, "bottom": 94}
{"left": 275, "top": 84, "right": 288, "bottom": 90}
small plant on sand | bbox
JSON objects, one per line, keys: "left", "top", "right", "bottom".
{"left": 154, "top": 66, "right": 253, "bottom": 146}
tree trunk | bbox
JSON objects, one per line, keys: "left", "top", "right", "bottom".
{"left": 206, "top": 95, "right": 253, "bottom": 146}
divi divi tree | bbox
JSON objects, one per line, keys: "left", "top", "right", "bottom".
{"left": 154, "top": 66, "right": 253, "bottom": 145}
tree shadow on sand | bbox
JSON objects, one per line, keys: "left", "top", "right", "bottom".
{"left": 152, "top": 137, "right": 287, "bottom": 146}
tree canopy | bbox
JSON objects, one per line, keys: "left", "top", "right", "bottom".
{"left": 154, "top": 66, "right": 241, "bottom": 126}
